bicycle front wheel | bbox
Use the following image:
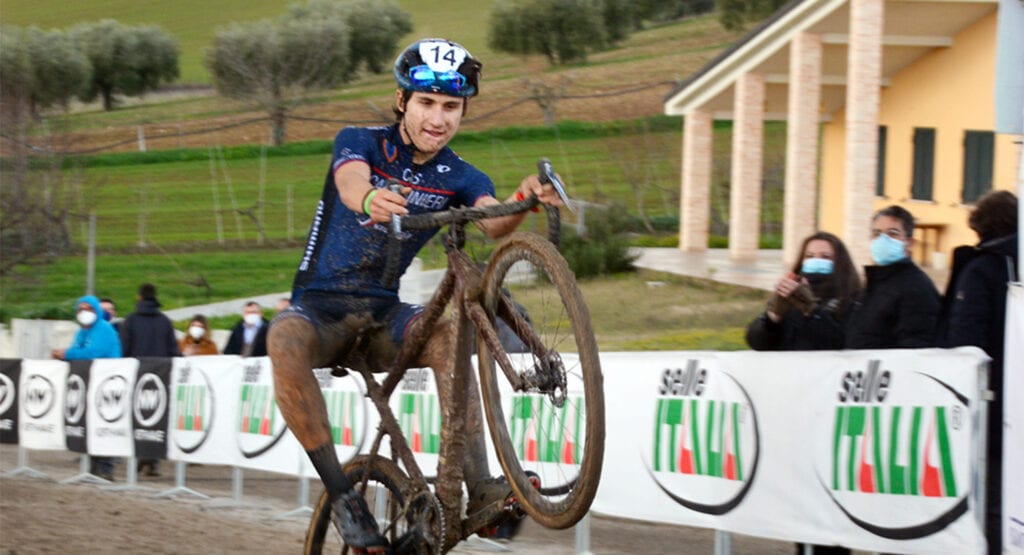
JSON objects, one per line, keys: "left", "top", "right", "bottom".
{"left": 477, "top": 232, "right": 604, "bottom": 530}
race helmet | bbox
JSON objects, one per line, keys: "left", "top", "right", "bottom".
{"left": 393, "top": 38, "right": 482, "bottom": 98}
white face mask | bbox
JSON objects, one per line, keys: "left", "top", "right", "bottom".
{"left": 188, "top": 325, "right": 205, "bottom": 340}
{"left": 77, "top": 310, "right": 98, "bottom": 327}
{"left": 243, "top": 313, "right": 262, "bottom": 327}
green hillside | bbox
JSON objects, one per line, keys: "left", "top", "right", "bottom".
{"left": 0, "top": 0, "right": 497, "bottom": 84}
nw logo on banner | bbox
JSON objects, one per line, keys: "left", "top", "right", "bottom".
{"left": 24, "top": 375, "right": 55, "bottom": 419}
{"left": 0, "top": 373, "right": 15, "bottom": 416}
{"left": 97, "top": 375, "right": 128, "bottom": 423}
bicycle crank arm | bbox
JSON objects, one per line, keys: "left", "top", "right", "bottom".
{"left": 462, "top": 496, "right": 520, "bottom": 539}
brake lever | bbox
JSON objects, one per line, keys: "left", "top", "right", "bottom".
{"left": 536, "top": 158, "right": 575, "bottom": 213}
{"left": 388, "top": 180, "right": 403, "bottom": 236}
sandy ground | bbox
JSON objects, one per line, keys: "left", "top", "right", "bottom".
{"left": 0, "top": 446, "right": 795, "bottom": 554}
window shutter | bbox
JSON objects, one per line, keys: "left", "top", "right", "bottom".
{"left": 911, "top": 128, "right": 935, "bottom": 200}
{"left": 962, "top": 130, "right": 994, "bottom": 203}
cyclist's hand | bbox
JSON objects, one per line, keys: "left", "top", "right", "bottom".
{"left": 366, "top": 185, "right": 410, "bottom": 223}
{"left": 517, "top": 175, "right": 563, "bottom": 207}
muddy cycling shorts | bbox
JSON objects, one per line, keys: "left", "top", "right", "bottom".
{"left": 275, "top": 290, "right": 424, "bottom": 345}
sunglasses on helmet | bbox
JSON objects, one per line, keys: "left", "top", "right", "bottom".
{"left": 408, "top": 65, "right": 467, "bottom": 94}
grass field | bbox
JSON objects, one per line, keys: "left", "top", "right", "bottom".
{"left": 0, "top": 0, "right": 497, "bottom": 84}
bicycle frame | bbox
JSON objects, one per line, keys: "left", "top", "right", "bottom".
{"left": 346, "top": 220, "right": 544, "bottom": 551}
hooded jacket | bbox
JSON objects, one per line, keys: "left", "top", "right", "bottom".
{"left": 121, "top": 297, "right": 181, "bottom": 357}
{"left": 65, "top": 295, "right": 122, "bottom": 360}
{"left": 937, "top": 233, "right": 1018, "bottom": 365}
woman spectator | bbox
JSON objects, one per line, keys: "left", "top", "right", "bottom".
{"left": 935, "top": 190, "right": 1017, "bottom": 555}
{"left": 178, "top": 314, "right": 220, "bottom": 356}
{"left": 746, "top": 231, "right": 861, "bottom": 351}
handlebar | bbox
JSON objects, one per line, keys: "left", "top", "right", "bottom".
{"left": 381, "top": 159, "right": 566, "bottom": 288}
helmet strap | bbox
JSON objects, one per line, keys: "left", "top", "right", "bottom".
{"left": 400, "top": 117, "right": 421, "bottom": 154}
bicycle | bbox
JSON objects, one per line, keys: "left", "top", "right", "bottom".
{"left": 303, "top": 160, "right": 605, "bottom": 554}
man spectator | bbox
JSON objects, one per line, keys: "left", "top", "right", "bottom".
{"left": 99, "top": 297, "right": 122, "bottom": 334}
{"left": 51, "top": 295, "right": 122, "bottom": 481}
{"left": 120, "top": 282, "right": 180, "bottom": 476}
{"left": 844, "top": 205, "right": 941, "bottom": 349}
{"left": 224, "top": 301, "right": 269, "bottom": 357}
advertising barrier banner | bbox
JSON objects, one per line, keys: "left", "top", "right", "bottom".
{"left": 300, "top": 367, "right": 374, "bottom": 480}
{"left": 233, "top": 357, "right": 302, "bottom": 474}
{"left": 167, "top": 356, "right": 243, "bottom": 466}
{"left": 1005, "top": 284, "right": 1024, "bottom": 553}
{"left": 133, "top": 358, "right": 172, "bottom": 461}
{"left": 0, "top": 359, "right": 21, "bottom": 445}
{"left": 18, "top": 359, "right": 67, "bottom": 450}
{"left": 597, "top": 348, "right": 988, "bottom": 554}
{"left": 86, "top": 358, "right": 138, "bottom": 458}
{"left": 64, "top": 360, "right": 91, "bottom": 454}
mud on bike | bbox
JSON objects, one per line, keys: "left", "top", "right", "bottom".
{"left": 303, "top": 160, "right": 605, "bottom": 554}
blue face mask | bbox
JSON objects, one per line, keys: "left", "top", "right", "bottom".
{"left": 870, "top": 234, "right": 908, "bottom": 266}
{"left": 801, "top": 257, "right": 834, "bottom": 275}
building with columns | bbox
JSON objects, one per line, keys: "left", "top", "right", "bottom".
{"left": 664, "top": 0, "right": 1020, "bottom": 270}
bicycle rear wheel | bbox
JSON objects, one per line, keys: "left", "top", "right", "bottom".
{"left": 304, "top": 455, "right": 438, "bottom": 554}
{"left": 477, "top": 232, "right": 604, "bottom": 530}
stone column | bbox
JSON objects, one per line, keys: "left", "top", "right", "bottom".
{"left": 729, "top": 72, "right": 765, "bottom": 262}
{"left": 784, "top": 32, "right": 823, "bottom": 267}
{"left": 680, "top": 109, "right": 713, "bottom": 252}
{"left": 843, "top": 0, "right": 884, "bottom": 266}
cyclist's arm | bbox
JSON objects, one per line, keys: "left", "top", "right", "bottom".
{"left": 475, "top": 174, "right": 562, "bottom": 239}
{"left": 334, "top": 161, "right": 407, "bottom": 223}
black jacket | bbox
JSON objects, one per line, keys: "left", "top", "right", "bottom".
{"left": 224, "top": 319, "right": 269, "bottom": 357}
{"left": 120, "top": 298, "right": 181, "bottom": 357}
{"left": 844, "top": 260, "right": 940, "bottom": 349}
{"left": 745, "top": 303, "right": 846, "bottom": 351}
{"left": 936, "top": 234, "right": 1018, "bottom": 368}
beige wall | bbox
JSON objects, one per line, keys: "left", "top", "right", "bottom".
{"left": 819, "top": 12, "right": 1019, "bottom": 268}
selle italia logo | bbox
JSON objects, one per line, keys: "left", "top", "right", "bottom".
{"left": 644, "top": 359, "right": 759, "bottom": 515}
{"left": 237, "top": 360, "right": 288, "bottom": 458}
{"left": 397, "top": 368, "right": 439, "bottom": 454}
{"left": 509, "top": 393, "right": 584, "bottom": 464}
{"left": 172, "top": 362, "right": 214, "bottom": 454}
{"left": 818, "top": 360, "right": 971, "bottom": 539}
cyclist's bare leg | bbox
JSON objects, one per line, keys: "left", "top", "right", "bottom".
{"left": 269, "top": 315, "right": 387, "bottom": 551}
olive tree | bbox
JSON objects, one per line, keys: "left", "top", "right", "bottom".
{"left": 489, "top": 0, "right": 608, "bottom": 64}
{"left": 0, "top": 26, "right": 90, "bottom": 118}
{"left": 205, "top": 0, "right": 411, "bottom": 145}
{"left": 71, "top": 20, "right": 179, "bottom": 110}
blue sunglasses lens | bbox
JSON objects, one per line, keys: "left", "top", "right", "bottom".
{"left": 409, "top": 65, "right": 466, "bottom": 93}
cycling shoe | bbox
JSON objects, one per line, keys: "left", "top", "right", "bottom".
{"left": 331, "top": 489, "right": 389, "bottom": 553}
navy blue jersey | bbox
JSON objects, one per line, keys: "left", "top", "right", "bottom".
{"left": 291, "top": 124, "right": 495, "bottom": 299}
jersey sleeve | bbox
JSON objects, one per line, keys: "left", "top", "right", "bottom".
{"left": 331, "top": 127, "right": 376, "bottom": 172}
{"left": 456, "top": 164, "right": 496, "bottom": 207}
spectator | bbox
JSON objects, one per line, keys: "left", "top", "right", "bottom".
{"left": 224, "top": 301, "right": 269, "bottom": 357}
{"left": 844, "top": 205, "right": 941, "bottom": 349}
{"left": 935, "top": 190, "right": 1017, "bottom": 555}
{"left": 99, "top": 297, "right": 122, "bottom": 335}
{"left": 743, "top": 232, "right": 860, "bottom": 555}
{"left": 120, "top": 282, "right": 180, "bottom": 477}
{"left": 746, "top": 231, "right": 861, "bottom": 351}
{"left": 50, "top": 295, "right": 121, "bottom": 481}
{"left": 179, "top": 314, "right": 219, "bottom": 356}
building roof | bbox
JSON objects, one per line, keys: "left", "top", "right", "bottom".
{"left": 663, "top": 0, "right": 998, "bottom": 121}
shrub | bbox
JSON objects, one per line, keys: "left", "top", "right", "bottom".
{"left": 560, "top": 203, "right": 637, "bottom": 278}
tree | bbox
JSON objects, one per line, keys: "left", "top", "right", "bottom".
{"left": 0, "top": 26, "right": 91, "bottom": 118}
{"left": 206, "top": 0, "right": 411, "bottom": 146}
{"left": 489, "top": 0, "right": 608, "bottom": 65}
{"left": 71, "top": 20, "right": 179, "bottom": 110}
{"left": 288, "top": 0, "right": 412, "bottom": 75}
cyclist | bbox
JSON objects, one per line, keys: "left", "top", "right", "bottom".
{"left": 268, "top": 38, "right": 562, "bottom": 552}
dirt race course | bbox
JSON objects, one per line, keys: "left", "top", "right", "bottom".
{"left": 0, "top": 447, "right": 802, "bottom": 555}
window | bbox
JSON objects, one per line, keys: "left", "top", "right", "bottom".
{"left": 876, "top": 125, "right": 887, "bottom": 197}
{"left": 962, "top": 130, "right": 994, "bottom": 203}
{"left": 911, "top": 127, "right": 935, "bottom": 201}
